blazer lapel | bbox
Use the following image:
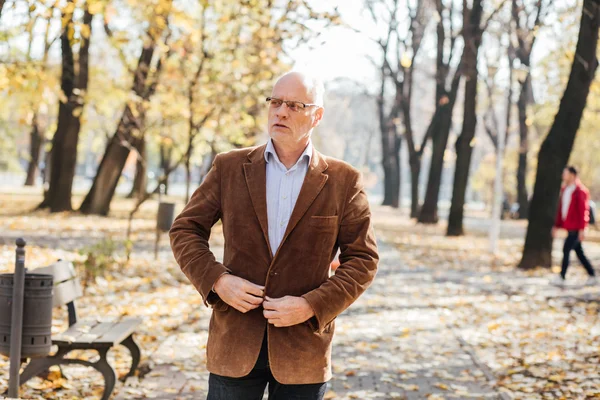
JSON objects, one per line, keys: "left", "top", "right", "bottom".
{"left": 278, "top": 149, "right": 329, "bottom": 251}
{"left": 243, "top": 145, "right": 272, "bottom": 257}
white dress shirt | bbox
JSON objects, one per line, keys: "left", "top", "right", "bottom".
{"left": 562, "top": 183, "right": 576, "bottom": 221}
{"left": 265, "top": 139, "right": 312, "bottom": 256}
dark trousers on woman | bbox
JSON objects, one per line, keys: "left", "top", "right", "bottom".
{"left": 207, "top": 332, "right": 327, "bottom": 400}
{"left": 561, "top": 230, "right": 596, "bottom": 279}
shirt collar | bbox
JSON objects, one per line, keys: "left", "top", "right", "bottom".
{"left": 264, "top": 138, "right": 313, "bottom": 168}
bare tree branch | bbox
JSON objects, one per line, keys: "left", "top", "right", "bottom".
{"left": 481, "top": 0, "right": 510, "bottom": 32}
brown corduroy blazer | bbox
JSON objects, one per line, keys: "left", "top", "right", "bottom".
{"left": 169, "top": 144, "right": 379, "bottom": 384}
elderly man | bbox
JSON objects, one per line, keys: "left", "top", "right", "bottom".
{"left": 169, "top": 71, "right": 379, "bottom": 400}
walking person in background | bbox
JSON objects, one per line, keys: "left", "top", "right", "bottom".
{"left": 552, "top": 166, "right": 597, "bottom": 286}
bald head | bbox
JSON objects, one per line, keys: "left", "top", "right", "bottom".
{"left": 273, "top": 71, "right": 324, "bottom": 107}
{"left": 267, "top": 71, "right": 325, "bottom": 151}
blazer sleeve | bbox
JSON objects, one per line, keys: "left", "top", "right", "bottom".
{"left": 302, "top": 171, "right": 379, "bottom": 334}
{"left": 169, "top": 154, "right": 231, "bottom": 307}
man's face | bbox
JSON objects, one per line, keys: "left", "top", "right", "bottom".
{"left": 267, "top": 75, "right": 324, "bottom": 149}
{"left": 562, "top": 169, "right": 574, "bottom": 184}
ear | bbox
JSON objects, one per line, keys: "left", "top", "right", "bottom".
{"left": 312, "top": 107, "right": 324, "bottom": 128}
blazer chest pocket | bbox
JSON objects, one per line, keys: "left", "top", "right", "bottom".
{"left": 309, "top": 215, "right": 338, "bottom": 230}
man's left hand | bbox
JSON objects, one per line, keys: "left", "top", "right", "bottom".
{"left": 263, "top": 296, "right": 315, "bottom": 327}
{"left": 579, "top": 230, "right": 585, "bottom": 242}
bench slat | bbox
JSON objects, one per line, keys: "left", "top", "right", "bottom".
{"left": 33, "top": 261, "right": 77, "bottom": 284}
{"left": 93, "top": 318, "right": 142, "bottom": 346}
{"left": 32, "top": 261, "right": 83, "bottom": 307}
{"left": 73, "top": 322, "right": 119, "bottom": 345}
{"left": 52, "top": 319, "right": 103, "bottom": 345}
{"left": 53, "top": 278, "right": 83, "bottom": 307}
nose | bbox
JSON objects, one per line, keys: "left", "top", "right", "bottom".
{"left": 275, "top": 102, "right": 290, "bottom": 118}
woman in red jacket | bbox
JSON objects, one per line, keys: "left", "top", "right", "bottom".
{"left": 552, "top": 166, "right": 597, "bottom": 286}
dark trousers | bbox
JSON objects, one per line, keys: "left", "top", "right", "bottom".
{"left": 561, "top": 230, "right": 596, "bottom": 279}
{"left": 207, "top": 333, "right": 327, "bottom": 400}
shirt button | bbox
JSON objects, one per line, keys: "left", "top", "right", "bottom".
{"left": 283, "top": 195, "right": 288, "bottom": 199}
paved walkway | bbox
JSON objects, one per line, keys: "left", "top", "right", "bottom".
{"left": 2, "top": 200, "right": 597, "bottom": 399}
{"left": 326, "top": 244, "right": 500, "bottom": 399}
{"left": 117, "top": 241, "right": 502, "bottom": 400}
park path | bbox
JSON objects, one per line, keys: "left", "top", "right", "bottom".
{"left": 115, "top": 240, "right": 503, "bottom": 400}
{"left": 1, "top": 200, "right": 598, "bottom": 399}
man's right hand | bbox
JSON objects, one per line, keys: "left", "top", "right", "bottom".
{"left": 213, "top": 274, "right": 265, "bottom": 313}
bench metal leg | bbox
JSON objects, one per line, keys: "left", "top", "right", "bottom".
{"left": 121, "top": 334, "right": 141, "bottom": 380}
{"left": 14, "top": 346, "right": 117, "bottom": 400}
{"left": 18, "top": 347, "right": 71, "bottom": 384}
{"left": 94, "top": 347, "right": 116, "bottom": 400}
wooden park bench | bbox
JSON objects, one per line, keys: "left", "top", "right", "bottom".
{"left": 12, "top": 260, "right": 142, "bottom": 400}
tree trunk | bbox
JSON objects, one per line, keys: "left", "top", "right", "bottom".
{"left": 184, "top": 123, "right": 195, "bottom": 203}
{"left": 419, "top": 112, "right": 446, "bottom": 223}
{"left": 199, "top": 148, "right": 216, "bottom": 185}
{"left": 184, "top": 156, "right": 192, "bottom": 204}
{"left": 79, "top": 108, "right": 144, "bottom": 215}
{"left": 24, "top": 113, "right": 43, "bottom": 186}
{"left": 126, "top": 136, "right": 147, "bottom": 199}
{"left": 381, "top": 128, "right": 401, "bottom": 208}
{"left": 80, "top": 5, "right": 170, "bottom": 215}
{"left": 42, "top": 145, "right": 51, "bottom": 187}
{"left": 40, "top": 6, "right": 92, "bottom": 212}
{"left": 417, "top": 4, "right": 463, "bottom": 224}
{"left": 160, "top": 141, "right": 173, "bottom": 195}
{"left": 516, "top": 74, "right": 530, "bottom": 219}
{"left": 381, "top": 126, "right": 393, "bottom": 206}
{"left": 447, "top": 0, "right": 483, "bottom": 236}
{"left": 409, "top": 158, "right": 421, "bottom": 218}
{"left": 519, "top": 0, "right": 599, "bottom": 269}
{"left": 418, "top": 97, "right": 459, "bottom": 223}
{"left": 0, "top": 0, "right": 6, "bottom": 20}
{"left": 391, "top": 130, "right": 401, "bottom": 208}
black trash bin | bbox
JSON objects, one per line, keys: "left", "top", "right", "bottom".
{"left": 157, "top": 202, "right": 175, "bottom": 232}
{"left": 0, "top": 273, "right": 53, "bottom": 358}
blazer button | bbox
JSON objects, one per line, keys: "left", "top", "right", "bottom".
{"left": 270, "top": 271, "right": 278, "bottom": 276}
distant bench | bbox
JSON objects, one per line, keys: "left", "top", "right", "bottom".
{"left": 9, "top": 260, "right": 142, "bottom": 400}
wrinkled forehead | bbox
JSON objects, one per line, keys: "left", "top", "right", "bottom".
{"left": 271, "top": 74, "right": 315, "bottom": 103}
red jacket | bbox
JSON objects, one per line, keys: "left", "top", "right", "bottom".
{"left": 554, "top": 181, "right": 590, "bottom": 231}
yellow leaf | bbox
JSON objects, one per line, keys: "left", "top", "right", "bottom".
{"left": 548, "top": 374, "right": 564, "bottom": 382}
{"left": 88, "top": 1, "right": 103, "bottom": 15}
{"left": 487, "top": 322, "right": 500, "bottom": 332}
{"left": 67, "top": 24, "right": 75, "bottom": 43}
{"left": 81, "top": 24, "right": 91, "bottom": 40}
{"left": 324, "top": 390, "right": 337, "bottom": 399}
{"left": 400, "top": 53, "right": 412, "bottom": 68}
{"left": 47, "top": 369, "right": 62, "bottom": 381}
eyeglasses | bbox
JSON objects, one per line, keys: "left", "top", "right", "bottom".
{"left": 266, "top": 97, "right": 320, "bottom": 112}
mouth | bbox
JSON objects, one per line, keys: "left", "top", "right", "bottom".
{"left": 273, "top": 123, "right": 289, "bottom": 129}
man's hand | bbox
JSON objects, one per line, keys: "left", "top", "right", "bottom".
{"left": 213, "top": 274, "right": 264, "bottom": 313}
{"left": 263, "top": 296, "right": 315, "bottom": 327}
{"left": 579, "top": 230, "right": 585, "bottom": 242}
